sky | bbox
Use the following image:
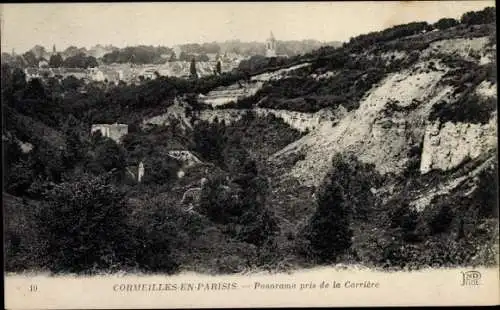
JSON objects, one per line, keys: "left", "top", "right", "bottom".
{"left": 0, "top": 1, "right": 495, "bottom": 53}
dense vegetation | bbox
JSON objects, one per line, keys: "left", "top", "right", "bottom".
{"left": 292, "top": 153, "right": 498, "bottom": 269}
{"left": 430, "top": 57, "right": 497, "bottom": 125}
{"left": 102, "top": 46, "right": 174, "bottom": 65}
{"left": 3, "top": 62, "right": 305, "bottom": 273}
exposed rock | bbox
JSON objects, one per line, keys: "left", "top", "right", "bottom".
{"left": 279, "top": 59, "right": 452, "bottom": 186}
{"left": 167, "top": 150, "right": 203, "bottom": 167}
{"left": 199, "top": 62, "right": 311, "bottom": 107}
{"left": 420, "top": 117, "right": 497, "bottom": 174}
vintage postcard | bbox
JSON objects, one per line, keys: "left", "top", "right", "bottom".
{"left": 2, "top": 1, "right": 499, "bottom": 308}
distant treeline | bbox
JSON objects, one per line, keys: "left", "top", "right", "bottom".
{"left": 3, "top": 39, "right": 342, "bottom": 67}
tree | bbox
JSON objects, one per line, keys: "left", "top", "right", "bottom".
{"left": 2, "top": 65, "right": 27, "bottom": 95}
{"left": 190, "top": 58, "right": 198, "bottom": 79}
{"left": 216, "top": 60, "right": 222, "bottom": 75}
{"left": 305, "top": 177, "right": 352, "bottom": 263}
{"left": 22, "top": 51, "right": 38, "bottom": 67}
{"left": 49, "top": 54, "right": 64, "bottom": 68}
{"left": 62, "top": 115, "right": 88, "bottom": 169}
{"left": 86, "top": 136, "right": 126, "bottom": 175}
{"left": 85, "top": 56, "right": 99, "bottom": 68}
{"left": 461, "top": 7, "right": 495, "bottom": 25}
{"left": 192, "top": 120, "right": 225, "bottom": 163}
{"left": 36, "top": 174, "right": 134, "bottom": 272}
{"left": 24, "top": 78, "right": 46, "bottom": 99}
{"left": 30, "top": 45, "right": 47, "bottom": 59}
{"left": 328, "top": 154, "right": 382, "bottom": 220}
{"left": 141, "top": 157, "right": 181, "bottom": 185}
{"left": 63, "top": 45, "right": 81, "bottom": 58}
{"left": 433, "top": 18, "right": 459, "bottom": 30}
{"left": 63, "top": 53, "right": 96, "bottom": 68}
{"left": 61, "top": 76, "right": 83, "bottom": 91}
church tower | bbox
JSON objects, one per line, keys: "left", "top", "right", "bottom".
{"left": 52, "top": 44, "right": 56, "bottom": 55}
{"left": 265, "top": 31, "right": 277, "bottom": 58}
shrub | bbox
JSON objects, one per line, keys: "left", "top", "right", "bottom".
{"left": 131, "top": 207, "right": 186, "bottom": 273}
{"left": 389, "top": 204, "right": 420, "bottom": 242}
{"left": 141, "top": 157, "right": 181, "bottom": 185}
{"left": 5, "top": 159, "right": 35, "bottom": 196}
{"left": 329, "top": 153, "right": 383, "bottom": 220}
{"left": 36, "top": 174, "right": 136, "bottom": 273}
{"left": 471, "top": 162, "right": 499, "bottom": 218}
{"left": 85, "top": 135, "right": 127, "bottom": 174}
{"left": 429, "top": 204, "right": 454, "bottom": 234}
{"left": 430, "top": 93, "right": 496, "bottom": 125}
{"left": 304, "top": 178, "right": 352, "bottom": 263}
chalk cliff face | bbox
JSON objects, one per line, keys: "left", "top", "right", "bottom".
{"left": 420, "top": 116, "right": 497, "bottom": 174}
{"left": 271, "top": 58, "right": 457, "bottom": 185}
{"left": 199, "top": 63, "right": 311, "bottom": 107}
{"left": 268, "top": 36, "right": 498, "bottom": 187}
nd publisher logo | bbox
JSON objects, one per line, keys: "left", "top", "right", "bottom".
{"left": 461, "top": 271, "right": 481, "bottom": 286}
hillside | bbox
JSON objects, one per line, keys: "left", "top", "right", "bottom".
{"left": 139, "top": 10, "right": 498, "bottom": 269}
{"left": 3, "top": 7, "right": 498, "bottom": 274}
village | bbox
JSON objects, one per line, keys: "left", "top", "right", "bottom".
{"left": 23, "top": 54, "right": 245, "bottom": 85}
{"left": 18, "top": 33, "right": 286, "bottom": 85}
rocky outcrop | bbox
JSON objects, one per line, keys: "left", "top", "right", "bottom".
{"left": 199, "top": 62, "right": 311, "bottom": 107}
{"left": 270, "top": 36, "right": 497, "bottom": 186}
{"left": 141, "top": 36, "right": 496, "bottom": 188}
{"left": 420, "top": 117, "right": 497, "bottom": 174}
{"left": 167, "top": 150, "right": 203, "bottom": 167}
{"left": 411, "top": 154, "right": 497, "bottom": 212}
{"left": 141, "top": 98, "right": 193, "bottom": 130}
{"left": 199, "top": 81, "right": 263, "bottom": 107}
{"left": 274, "top": 58, "right": 452, "bottom": 186}
{"left": 198, "top": 107, "right": 341, "bottom": 133}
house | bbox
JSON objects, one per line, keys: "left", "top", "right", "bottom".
{"left": 89, "top": 68, "right": 106, "bottom": 82}
{"left": 91, "top": 123, "right": 128, "bottom": 144}
{"left": 38, "top": 59, "right": 49, "bottom": 68}
{"left": 141, "top": 68, "right": 158, "bottom": 80}
{"left": 102, "top": 69, "right": 121, "bottom": 84}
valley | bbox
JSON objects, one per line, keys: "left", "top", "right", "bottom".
{"left": 3, "top": 7, "right": 498, "bottom": 275}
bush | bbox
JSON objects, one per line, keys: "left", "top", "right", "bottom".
{"left": 5, "top": 159, "right": 35, "bottom": 196}
{"left": 141, "top": 157, "right": 181, "bottom": 185}
{"left": 36, "top": 174, "right": 135, "bottom": 273}
{"left": 131, "top": 207, "right": 185, "bottom": 273}
{"left": 329, "top": 153, "right": 383, "bottom": 220}
{"left": 471, "top": 162, "right": 498, "bottom": 218}
{"left": 389, "top": 204, "right": 420, "bottom": 242}
{"left": 85, "top": 135, "right": 126, "bottom": 174}
{"left": 304, "top": 177, "right": 352, "bottom": 263}
{"left": 430, "top": 93, "right": 496, "bottom": 125}
{"left": 429, "top": 204, "right": 454, "bottom": 234}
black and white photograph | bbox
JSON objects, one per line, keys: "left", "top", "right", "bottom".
{"left": 2, "top": 1, "right": 498, "bottom": 308}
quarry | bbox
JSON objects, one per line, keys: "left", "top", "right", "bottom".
{"left": 3, "top": 7, "right": 498, "bottom": 279}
